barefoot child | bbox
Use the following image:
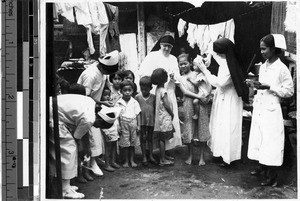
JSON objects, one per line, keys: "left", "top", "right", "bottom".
{"left": 176, "top": 54, "right": 211, "bottom": 166}
{"left": 151, "top": 68, "right": 175, "bottom": 166}
{"left": 116, "top": 80, "right": 141, "bottom": 167}
{"left": 100, "top": 87, "right": 121, "bottom": 172}
{"left": 135, "top": 76, "right": 157, "bottom": 166}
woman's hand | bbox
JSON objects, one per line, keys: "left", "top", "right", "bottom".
{"left": 194, "top": 57, "right": 207, "bottom": 72}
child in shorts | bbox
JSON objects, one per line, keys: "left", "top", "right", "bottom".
{"left": 116, "top": 80, "right": 141, "bottom": 167}
{"left": 151, "top": 68, "right": 175, "bottom": 166}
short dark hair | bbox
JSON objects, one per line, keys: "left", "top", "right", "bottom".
{"left": 151, "top": 68, "right": 168, "bottom": 86}
{"left": 68, "top": 83, "right": 86, "bottom": 95}
{"left": 120, "top": 70, "right": 135, "bottom": 82}
{"left": 103, "top": 86, "right": 111, "bottom": 93}
{"left": 109, "top": 71, "right": 122, "bottom": 83}
{"left": 139, "top": 76, "right": 152, "bottom": 88}
{"left": 120, "top": 80, "right": 135, "bottom": 90}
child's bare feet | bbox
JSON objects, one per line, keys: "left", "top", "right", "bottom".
{"left": 198, "top": 160, "right": 206, "bottom": 166}
{"left": 159, "top": 159, "right": 174, "bottom": 166}
{"left": 185, "top": 158, "right": 192, "bottom": 165}
{"left": 103, "top": 165, "right": 115, "bottom": 172}
{"left": 130, "top": 161, "right": 138, "bottom": 168}
{"left": 192, "top": 114, "right": 199, "bottom": 120}
{"left": 122, "top": 163, "right": 129, "bottom": 168}
{"left": 111, "top": 162, "right": 120, "bottom": 169}
{"left": 165, "top": 155, "right": 174, "bottom": 161}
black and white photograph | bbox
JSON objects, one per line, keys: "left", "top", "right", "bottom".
{"left": 3, "top": 0, "right": 297, "bottom": 200}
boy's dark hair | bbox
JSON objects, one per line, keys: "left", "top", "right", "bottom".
{"left": 139, "top": 76, "right": 152, "bottom": 88}
{"left": 68, "top": 83, "right": 86, "bottom": 95}
{"left": 109, "top": 71, "right": 122, "bottom": 83}
{"left": 102, "top": 86, "right": 111, "bottom": 94}
{"left": 151, "top": 68, "right": 168, "bottom": 86}
{"left": 119, "top": 80, "right": 135, "bottom": 90}
{"left": 120, "top": 70, "right": 135, "bottom": 82}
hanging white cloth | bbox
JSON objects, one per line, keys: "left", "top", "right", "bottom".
{"left": 119, "top": 33, "right": 138, "bottom": 72}
{"left": 223, "top": 19, "right": 235, "bottom": 43}
{"left": 86, "top": 25, "right": 96, "bottom": 54}
{"left": 56, "top": 3, "right": 75, "bottom": 23}
{"left": 196, "top": 25, "right": 211, "bottom": 55}
{"left": 88, "top": 1, "right": 109, "bottom": 35}
{"left": 186, "top": 23, "right": 198, "bottom": 48}
{"left": 284, "top": 0, "right": 297, "bottom": 33}
{"left": 177, "top": 18, "right": 187, "bottom": 38}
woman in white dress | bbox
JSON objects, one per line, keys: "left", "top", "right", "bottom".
{"left": 195, "top": 38, "right": 249, "bottom": 166}
{"left": 139, "top": 35, "right": 182, "bottom": 152}
{"left": 247, "top": 34, "right": 294, "bottom": 186}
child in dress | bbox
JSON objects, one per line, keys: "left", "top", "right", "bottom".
{"left": 120, "top": 70, "right": 138, "bottom": 97}
{"left": 176, "top": 54, "right": 211, "bottom": 166}
{"left": 116, "top": 80, "right": 141, "bottom": 167}
{"left": 109, "top": 71, "right": 123, "bottom": 104}
{"left": 135, "top": 76, "right": 157, "bottom": 166}
{"left": 100, "top": 87, "right": 121, "bottom": 172}
{"left": 151, "top": 68, "right": 175, "bottom": 166}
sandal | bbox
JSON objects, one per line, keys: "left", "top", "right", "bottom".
{"left": 63, "top": 188, "right": 85, "bottom": 199}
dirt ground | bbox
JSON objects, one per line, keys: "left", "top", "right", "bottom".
{"left": 71, "top": 144, "right": 297, "bottom": 199}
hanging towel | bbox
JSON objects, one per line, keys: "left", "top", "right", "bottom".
{"left": 186, "top": 23, "right": 198, "bottom": 48}
{"left": 224, "top": 19, "right": 235, "bottom": 43}
{"left": 284, "top": 0, "right": 297, "bottom": 33}
{"left": 88, "top": 1, "right": 109, "bottom": 35}
{"left": 177, "top": 18, "right": 187, "bottom": 38}
{"left": 56, "top": 3, "right": 75, "bottom": 23}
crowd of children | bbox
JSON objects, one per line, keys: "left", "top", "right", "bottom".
{"left": 50, "top": 33, "right": 294, "bottom": 198}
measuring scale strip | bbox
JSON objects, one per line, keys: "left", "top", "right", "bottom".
{"left": 2, "top": 0, "right": 18, "bottom": 200}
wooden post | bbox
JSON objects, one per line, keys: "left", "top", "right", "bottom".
{"left": 47, "top": 3, "right": 63, "bottom": 199}
{"left": 137, "top": 2, "right": 146, "bottom": 69}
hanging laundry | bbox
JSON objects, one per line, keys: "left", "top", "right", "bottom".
{"left": 104, "top": 3, "right": 121, "bottom": 54}
{"left": 223, "top": 19, "right": 235, "bottom": 43}
{"left": 186, "top": 23, "right": 198, "bottom": 48}
{"left": 177, "top": 18, "right": 187, "bottom": 38}
{"left": 56, "top": 3, "right": 75, "bottom": 23}
{"left": 196, "top": 25, "right": 211, "bottom": 55}
{"left": 119, "top": 33, "right": 139, "bottom": 72}
{"left": 88, "top": 1, "right": 109, "bottom": 35}
{"left": 73, "top": 2, "right": 92, "bottom": 26}
{"left": 284, "top": 0, "right": 297, "bottom": 33}
{"left": 85, "top": 25, "right": 95, "bottom": 54}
